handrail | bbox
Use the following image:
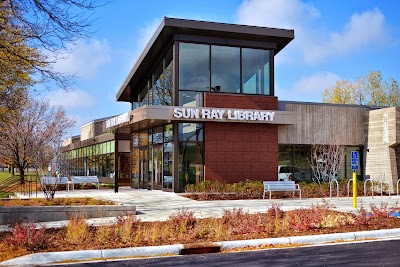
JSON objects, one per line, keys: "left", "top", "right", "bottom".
{"left": 330, "top": 178, "right": 339, "bottom": 200}
{"left": 364, "top": 178, "right": 374, "bottom": 198}
{"left": 347, "top": 178, "right": 353, "bottom": 199}
{"left": 0, "top": 173, "right": 39, "bottom": 198}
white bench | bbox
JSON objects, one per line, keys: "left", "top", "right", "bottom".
{"left": 40, "top": 176, "right": 70, "bottom": 191}
{"left": 263, "top": 181, "right": 301, "bottom": 200}
{"left": 70, "top": 176, "right": 99, "bottom": 190}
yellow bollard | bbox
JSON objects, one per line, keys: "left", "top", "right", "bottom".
{"left": 353, "top": 172, "right": 357, "bottom": 208}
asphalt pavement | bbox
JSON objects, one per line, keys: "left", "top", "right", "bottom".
{"left": 45, "top": 238, "right": 400, "bottom": 267}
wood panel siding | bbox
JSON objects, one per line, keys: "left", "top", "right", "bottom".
{"left": 278, "top": 102, "right": 369, "bottom": 145}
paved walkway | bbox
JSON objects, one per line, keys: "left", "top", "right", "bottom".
{"left": 18, "top": 187, "right": 400, "bottom": 222}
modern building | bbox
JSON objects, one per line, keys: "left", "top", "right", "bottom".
{"left": 62, "top": 18, "right": 400, "bottom": 192}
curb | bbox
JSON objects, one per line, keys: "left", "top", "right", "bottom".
{"left": 1, "top": 228, "right": 400, "bottom": 267}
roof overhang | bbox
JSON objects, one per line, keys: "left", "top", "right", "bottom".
{"left": 116, "top": 17, "right": 294, "bottom": 102}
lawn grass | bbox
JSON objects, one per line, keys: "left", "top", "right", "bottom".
{"left": 0, "top": 171, "right": 12, "bottom": 182}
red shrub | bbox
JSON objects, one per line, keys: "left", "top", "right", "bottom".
{"left": 6, "top": 223, "right": 46, "bottom": 251}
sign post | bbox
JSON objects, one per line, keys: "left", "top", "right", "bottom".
{"left": 351, "top": 151, "right": 359, "bottom": 208}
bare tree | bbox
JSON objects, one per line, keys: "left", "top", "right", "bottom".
{"left": 0, "top": 0, "right": 102, "bottom": 90}
{"left": 0, "top": 98, "right": 75, "bottom": 183}
{"left": 309, "top": 140, "right": 346, "bottom": 184}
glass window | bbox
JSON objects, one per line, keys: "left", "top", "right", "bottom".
{"left": 153, "top": 48, "right": 173, "bottom": 106}
{"left": 139, "top": 81, "right": 150, "bottom": 106}
{"left": 211, "top": 45, "right": 240, "bottom": 93}
{"left": 179, "top": 123, "right": 203, "bottom": 142}
{"left": 139, "top": 130, "right": 148, "bottom": 146}
{"left": 132, "top": 133, "right": 139, "bottom": 148}
{"left": 179, "top": 43, "right": 209, "bottom": 91}
{"left": 164, "top": 124, "right": 173, "bottom": 143}
{"left": 152, "top": 126, "right": 164, "bottom": 144}
{"left": 131, "top": 147, "right": 139, "bottom": 188}
{"left": 153, "top": 62, "right": 164, "bottom": 105}
{"left": 242, "top": 48, "right": 270, "bottom": 95}
{"left": 110, "top": 141, "right": 115, "bottom": 153}
{"left": 178, "top": 142, "right": 203, "bottom": 190}
{"left": 179, "top": 91, "right": 203, "bottom": 107}
{"left": 163, "top": 142, "right": 173, "bottom": 189}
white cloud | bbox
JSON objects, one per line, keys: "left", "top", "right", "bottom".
{"left": 46, "top": 89, "right": 96, "bottom": 108}
{"left": 236, "top": 0, "right": 319, "bottom": 30}
{"left": 236, "top": 0, "right": 389, "bottom": 64}
{"left": 304, "top": 9, "right": 387, "bottom": 64}
{"left": 277, "top": 72, "right": 341, "bottom": 102}
{"left": 53, "top": 38, "right": 111, "bottom": 79}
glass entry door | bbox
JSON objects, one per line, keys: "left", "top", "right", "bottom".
{"left": 139, "top": 147, "right": 149, "bottom": 189}
{"left": 153, "top": 145, "right": 163, "bottom": 190}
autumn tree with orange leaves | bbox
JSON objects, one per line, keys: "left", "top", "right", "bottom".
{"left": 0, "top": 98, "right": 75, "bottom": 182}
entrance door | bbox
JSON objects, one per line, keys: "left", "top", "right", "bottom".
{"left": 153, "top": 145, "right": 163, "bottom": 190}
{"left": 139, "top": 147, "right": 149, "bottom": 189}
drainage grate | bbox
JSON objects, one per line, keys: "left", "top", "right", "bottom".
{"left": 179, "top": 243, "right": 221, "bottom": 255}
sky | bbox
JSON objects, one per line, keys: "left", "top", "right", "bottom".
{"left": 41, "top": 0, "right": 400, "bottom": 136}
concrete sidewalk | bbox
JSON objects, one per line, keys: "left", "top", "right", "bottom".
{"left": 12, "top": 187, "right": 400, "bottom": 222}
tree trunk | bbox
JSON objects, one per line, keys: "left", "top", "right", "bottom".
{"left": 19, "top": 166, "right": 25, "bottom": 184}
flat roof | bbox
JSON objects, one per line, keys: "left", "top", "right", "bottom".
{"left": 116, "top": 17, "right": 294, "bottom": 102}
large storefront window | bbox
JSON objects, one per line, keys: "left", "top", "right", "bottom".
{"left": 242, "top": 48, "right": 270, "bottom": 95}
{"left": 179, "top": 43, "right": 210, "bottom": 91}
{"left": 132, "top": 46, "right": 173, "bottom": 109}
{"left": 178, "top": 42, "right": 272, "bottom": 96}
{"left": 132, "top": 124, "right": 175, "bottom": 190}
{"left": 179, "top": 91, "right": 203, "bottom": 107}
{"left": 62, "top": 141, "right": 115, "bottom": 179}
{"left": 211, "top": 45, "right": 240, "bottom": 94}
{"left": 279, "top": 145, "right": 360, "bottom": 182}
{"left": 153, "top": 48, "right": 173, "bottom": 105}
{"left": 178, "top": 123, "right": 204, "bottom": 191}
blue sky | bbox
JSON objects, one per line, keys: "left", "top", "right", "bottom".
{"left": 41, "top": 0, "right": 400, "bottom": 136}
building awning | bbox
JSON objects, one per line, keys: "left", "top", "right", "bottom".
{"left": 109, "top": 105, "right": 297, "bottom": 133}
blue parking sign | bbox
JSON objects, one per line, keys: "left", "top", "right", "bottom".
{"left": 351, "top": 151, "right": 359, "bottom": 170}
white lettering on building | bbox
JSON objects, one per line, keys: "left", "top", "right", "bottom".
{"left": 106, "top": 112, "right": 130, "bottom": 128}
{"left": 172, "top": 107, "right": 275, "bottom": 122}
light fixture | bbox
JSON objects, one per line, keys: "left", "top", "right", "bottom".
{"left": 210, "top": 85, "right": 221, "bottom": 92}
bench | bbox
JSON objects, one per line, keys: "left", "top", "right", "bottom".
{"left": 70, "top": 176, "right": 99, "bottom": 190}
{"left": 263, "top": 181, "right": 301, "bottom": 200}
{"left": 40, "top": 176, "right": 70, "bottom": 191}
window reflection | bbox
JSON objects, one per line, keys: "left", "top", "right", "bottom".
{"left": 178, "top": 142, "right": 203, "bottom": 190}
{"left": 211, "top": 45, "right": 240, "bottom": 93}
{"left": 179, "top": 123, "right": 203, "bottom": 142}
{"left": 179, "top": 91, "right": 203, "bottom": 107}
{"left": 153, "top": 48, "right": 173, "bottom": 105}
{"left": 179, "top": 43, "right": 209, "bottom": 91}
{"left": 242, "top": 48, "right": 270, "bottom": 95}
{"left": 139, "top": 81, "right": 150, "bottom": 106}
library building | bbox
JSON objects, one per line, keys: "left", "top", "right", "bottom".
{"left": 61, "top": 18, "right": 400, "bottom": 192}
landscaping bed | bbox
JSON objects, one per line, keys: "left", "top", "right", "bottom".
{"left": 0, "top": 198, "right": 115, "bottom": 206}
{"left": 1, "top": 202, "right": 400, "bottom": 262}
{"left": 183, "top": 180, "right": 379, "bottom": 200}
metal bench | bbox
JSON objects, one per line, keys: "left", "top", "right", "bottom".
{"left": 70, "top": 176, "right": 99, "bottom": 190}
{"left": 263, "top": 181, "right": 301, "bottom": 200}
{"left": 40, "top": 176, "right": 70, "bottom": 191}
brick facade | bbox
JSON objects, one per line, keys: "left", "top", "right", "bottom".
{"left": 203, "top": 93, "right": 278, "bottom": 182}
